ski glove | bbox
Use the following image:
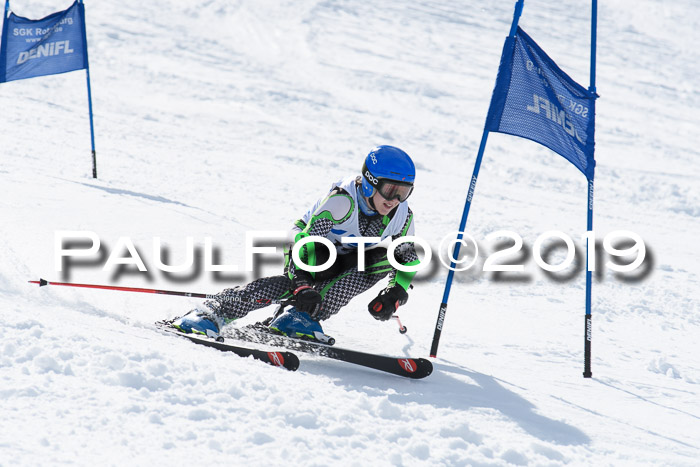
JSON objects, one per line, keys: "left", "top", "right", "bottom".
{"left": 368, "top": 286, "right": 408, "bottom": 321}
{"left": 293, "top": 284, "right": 323, "bottom": 319}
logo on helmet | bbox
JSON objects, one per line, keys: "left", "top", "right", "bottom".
{"left": 370, "top": 154, "right": 378, "bottom": 164}
{"left": 364, "top": 170, "right": 379, "bottom": 186}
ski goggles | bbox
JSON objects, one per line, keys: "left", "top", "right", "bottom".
{"left": 375, "top": 179, "right": 414, "bottom": 202}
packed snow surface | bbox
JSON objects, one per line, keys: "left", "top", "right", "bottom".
{"left": 1, "top": 0, "right": 699, "bottom": 465}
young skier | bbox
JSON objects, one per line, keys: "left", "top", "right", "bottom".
{"left": 171, "top": 145, "right": 420, "bottom": 341}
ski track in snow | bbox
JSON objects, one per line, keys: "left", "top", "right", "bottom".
{"left": 1, "top": 0, "right": 699, "bottom": 465}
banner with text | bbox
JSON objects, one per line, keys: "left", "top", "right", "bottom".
{"left": 485, "top": 26, "right": 596, "bottom": 180}
{"left": 0, "top": 0, "right": 86, "bottom": 83}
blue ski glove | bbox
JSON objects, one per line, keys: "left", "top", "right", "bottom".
{"left": 368, "top": 286, "right": 408, "bottom": 321}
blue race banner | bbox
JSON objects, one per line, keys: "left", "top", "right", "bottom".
{"left": 0, "top": 0, "right": 87, "bottom": 83}
{"left": 485, "top": 26, "right": 596, "bottom": 180}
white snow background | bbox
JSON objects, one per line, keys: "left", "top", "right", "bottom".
{"left": 1, "top": 0, "right": 699, "bottom": 465}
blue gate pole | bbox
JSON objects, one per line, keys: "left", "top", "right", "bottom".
{"left": 584, "top": 178, "right": 594, "bottom": 377}
{"left": 583, "top": 0, "right": 598, "bottom": 378}
{"left": 0, "top": 1, "right": 10, "bottom": 84}
{"left": 79, "top": 0, "right": 97, "bottom": 178}
{"left": 429, "top": 0, "right": 525, "bottom": 358}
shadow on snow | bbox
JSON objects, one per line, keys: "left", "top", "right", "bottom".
{"left": 298, "top": 357, "right": 591, "bottom": 446}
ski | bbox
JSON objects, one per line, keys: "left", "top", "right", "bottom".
{"left": 155, "top": 322, "right": 299, "bottom": 371}
{"left": 223, "top": 324, "right": 433, "bottom": 379}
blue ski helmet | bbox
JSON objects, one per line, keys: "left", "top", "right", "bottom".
{"left": 361, "top": 146, "right": 415, "bottom": 202}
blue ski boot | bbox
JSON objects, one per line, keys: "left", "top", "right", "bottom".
{"left": 269, "top": 308, "right": 335, "bottom": 345}
{"left": 172, "top": 309, "right": 224, "bottom": 338}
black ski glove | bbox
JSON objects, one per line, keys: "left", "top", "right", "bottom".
{"left": 368, "top": 286, "right": 408, "bottom": 321}
{"left": 293, "top": 283, "right": 322, "bottom": 319}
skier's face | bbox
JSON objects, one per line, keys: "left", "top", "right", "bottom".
{"left": 372, "top": 191, "right": 399, "bottom": 215}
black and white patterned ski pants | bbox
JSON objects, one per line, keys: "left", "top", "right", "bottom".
{"left": 204, "top": 248, "right": 392, "bottom": 321}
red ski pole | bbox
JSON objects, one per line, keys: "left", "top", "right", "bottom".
{"left": 393, "top": 315, "right": 407, "bottom": 334}
{"left": 28, "top": 278, "right": 284, "bottom": 305}
{"left": 29, "top": 278, "right": 213, "bottom": 298}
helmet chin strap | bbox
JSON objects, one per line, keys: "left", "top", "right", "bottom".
{"left": 368, "top": 196, "right": 378, "bottom": 211}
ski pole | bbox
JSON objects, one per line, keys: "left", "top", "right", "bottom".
{"left": 393, "top": 315, "right": 407, "bottom": 334}
{"left": 28, "top": 278, "right": 285, "bottom": 305}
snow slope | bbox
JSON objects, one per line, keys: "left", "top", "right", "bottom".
{"left": 1, "top": 0, "right": 699, "bottom": 465}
